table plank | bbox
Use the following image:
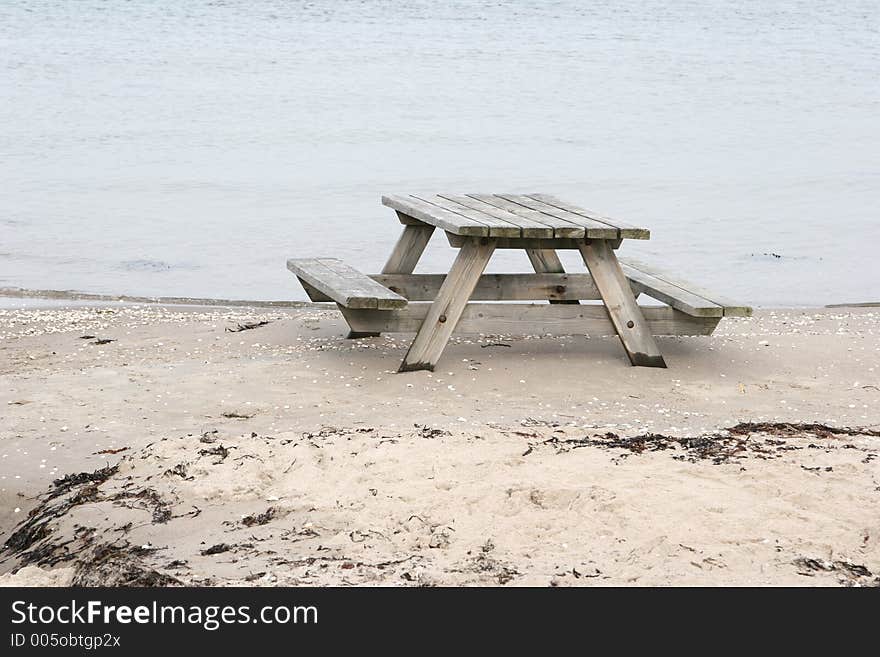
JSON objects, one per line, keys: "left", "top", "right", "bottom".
{"left": 528, "top": 194, "right": 650, "bottom": 239}
{"left": 498, "top": 194, "right": 620, "bottom": 239}
{"left": 466, "top": 194, "right": 585, "bottom": 238}
{"left": 411, "top": 194, "right": 521, "bottom": 238}
{"left": 382, "top": 194, "right": 488, "bottom": 236}
{"left": 447, "top": 233, "right": 602, "bottom": 250}
{"left": 437, "top": 194, "right": 554, "bottom": 238}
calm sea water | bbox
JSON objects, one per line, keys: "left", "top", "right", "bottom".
{"left": 1, "top": 1, "right": 878, "bottom": 306}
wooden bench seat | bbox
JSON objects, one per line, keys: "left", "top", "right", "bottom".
{"left": 620, "top": 259, "right": 752, "bottom": 318}
{"left": 287, "top": 258, "right": 407, "bottom": 310}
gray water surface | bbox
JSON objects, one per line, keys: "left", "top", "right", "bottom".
{"left": 2, "top": 1, "right": 878, "bottom": 305}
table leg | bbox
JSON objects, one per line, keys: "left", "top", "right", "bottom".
{"left": 525, "top": 248, "right": 579, "bottom": 304}
{"left": 346, "top": 224, "right": 435, "bottom": 339}
{"left": 399, "top": 237, "right": 495, "bottom": 372}
{"left": 578, "top": 240, "right": 666, "bottom": 368}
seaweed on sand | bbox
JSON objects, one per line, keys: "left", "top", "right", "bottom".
{"left": 534, "top": 432, "right": 761, "bottom": 464}
{"left": 727, "top": 422, "right": 880, "bottom": 438}
{"left": 2, "top": 462, "right": 175, "bottom": 577}
{"left": 3, "top": 465, "right": 118, "bottom": 559}
{"left": 225, "top": 320, "right": 270, "bottom": 333}
{"left": 525, "top": 422, "right": 879, "bottom": 465}
{"left": 72, "top": 543, "right": 181, "bottom": 587}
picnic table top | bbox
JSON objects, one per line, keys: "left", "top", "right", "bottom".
{"left": 381, "top": 193, "right": 650, "bottom": 240}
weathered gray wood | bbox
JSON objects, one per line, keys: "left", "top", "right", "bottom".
{"left": 340, "top": 224, "right": 440, "bottom": 338}
{"left": 287, "top": 258, "right": 407, "bottom": 310}
{"left": 497, "top": 194, "right": 620, "bottom": 239}
{"left": 525, "top": 248, "right": 563, "bottom": 272}
{"left": 382, "top": 224, "right": 435, "bottom": 275}
{"left": 301, "top": 271, "right": 620, "bottom": 304}
{"left": 526, "top": 249, "right": 579, "bottom": 305}
{"left": 466, "top": 194, "right": 585, "bottom": 238}
{"left": 376, "top": 273, "right": 601, "bottom": 301}
{"left": 299, "top": 279, "right": 328, "bottom": 303}
{"left": 386, "top": 192, "right": 650, "bottom": 241}
{"left": 395, "top": 210, "right": 425, "bottom": 226}
{"left": 411, "top": 194, "right": 522, "bottom": 238}
{"left": 628, "top": 280, "right": 647, "bottom": 299}
{"left": 528, "top": 193, "right": 651, "bottom": 240}
{"left": 620, "top": 259, "right": 752, "bottom": 317}
{"left": 399, "top": 238, "right": 496, "bottom": 371}
{"left": 579, "top": 241, "right": 666, "bottom": 367}
{"left": 317, "top": 258, "right": 409, "bottom": 310}
{"left": 621, "top": 264, "right": 723, "bottom": 317}
{"left": 446, "top": 232, "right": 602, "bottom": 250}
{"left": 437, "top": 194, "right": 555, "bottom": 238}
{"left": 340, "top": 304, "right": 720, "bottom": 336}
{"left": 305, "top": 273, "right": 603, "bottom": 302}
{"left": 382, "top": 194, "right": 488, "bottom": 236}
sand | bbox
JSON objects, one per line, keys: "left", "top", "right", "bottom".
{"left": 0, "top": 302, "right": 878, "bottom": 586}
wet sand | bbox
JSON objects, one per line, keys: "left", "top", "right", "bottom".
{"left": 0, "top": 303, "right": 878, "bottom": 586}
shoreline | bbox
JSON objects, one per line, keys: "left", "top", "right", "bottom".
{"left": 3, "top": 286, "right": 878, "bottom": 312}
{"left": 0, "top": 287, "right": 314, "bottom": 310}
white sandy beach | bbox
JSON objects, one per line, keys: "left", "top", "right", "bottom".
{"left": 0, "top": 303, "right": 878, "bottom": 586}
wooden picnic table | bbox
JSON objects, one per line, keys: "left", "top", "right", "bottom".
{"left": 288, "top": 193, "right": 751, "bottom": 371}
